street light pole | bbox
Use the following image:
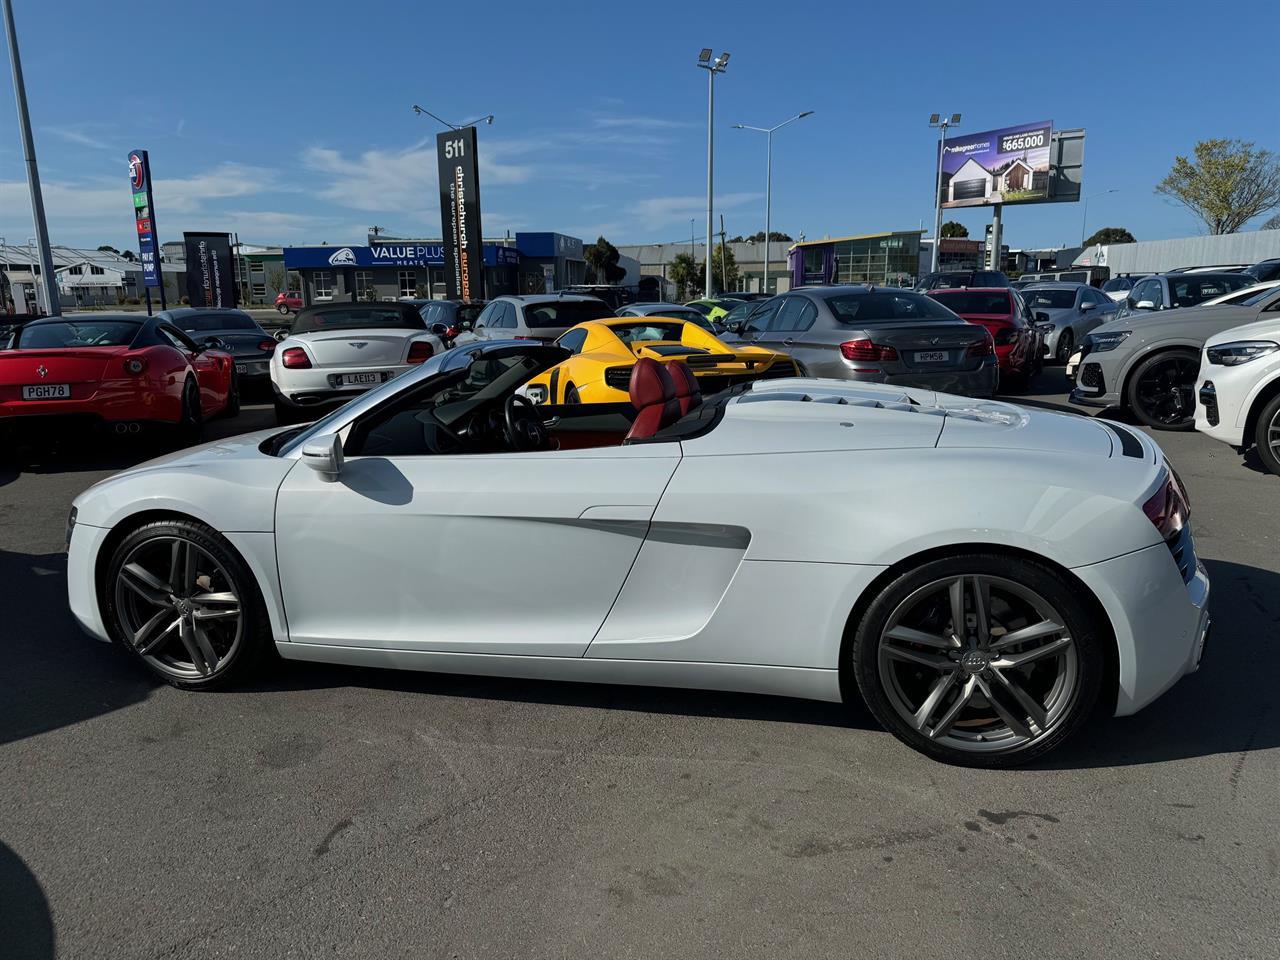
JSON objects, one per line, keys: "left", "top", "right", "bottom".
{"left": 1081, "top": 189, "right": 1119, "bottom": 247}
{"left": 3, "top": 0, "right": 60, "bottom": 316}
{"left": 696, "top": 49, "right": 729, "bottom": 299}
{"left": 927, "top": 113, "right": 961, "bottom": 275}
{"left": 733, "top": 111, "right": 813, "bottom": 294}
{"left": 411, "top": 104, "right": 495, "bottom": 131}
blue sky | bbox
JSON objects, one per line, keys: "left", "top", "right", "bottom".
{"left": 2, "top": 0, "right": 1277, "bottom": 253}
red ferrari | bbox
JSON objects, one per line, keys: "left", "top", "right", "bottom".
{"left": 0, "top": 314, "right": 237, "bottom": 440}
{"left": 927, "top": 288, "right": 1040, "bottom": 390}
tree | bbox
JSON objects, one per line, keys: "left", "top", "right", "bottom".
{"left": 711, "top": 243, "right": 739, "bottom": 293}
{"left": 1264, "top": 212, "right": 1280, "bottom": 231}
{"left": 1084, "top": 227, "right": 1136, "bottom": 246}
{"left": 584, "top": 236, "right": 626, "bottom": 285}
{"left": 266, "top": 264, "right": 286, "bottom": 297}
{"left": 669, "top": 252, "right": 700, "bottom": 300}
{"left": 120, "top": 250, "right": 136, "bottom": 262}
{"left": 1155, "top": 139, "right": 1280, "bottom": 234}
{"left": 97, "top": 244, "right": 121, "bottom": 255}
{"left": 728, "top": 230, "right": 793, "bottom": 243}
{"left": 940, "top": 221, "right": 968, "bottom": 239}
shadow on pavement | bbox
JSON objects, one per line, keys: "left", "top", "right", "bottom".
{"left": 0, "top": 549, "right": 157, "bottom": 747}
{"left": 0, "top": 841, "right": 55, "bottom": 960}
{"left": 1042, "top": 558, "right": 1280, "bottom": 769}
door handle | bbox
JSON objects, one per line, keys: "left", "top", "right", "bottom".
{"left": 783, "top": 338, "right": 795, "bottom": 346}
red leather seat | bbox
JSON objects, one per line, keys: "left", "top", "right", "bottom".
{"left": 668, "top": 361, "right": 702, "bottom": 416}
{"left": 625, "top": 357, "right": 681, "bottom": 442}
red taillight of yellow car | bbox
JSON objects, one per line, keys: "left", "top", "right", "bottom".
{"left": 407, "top": 341, "right": 434, "bottom": 364}
{"left": 281, "top": 347, "right": 311, "bottom": 369}
{"left": 840, "top": 339, "right": 899, "bottom": 362}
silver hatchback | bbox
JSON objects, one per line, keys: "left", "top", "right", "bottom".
{"left": 727, "top": 285, "right": 999, "bottom": 398}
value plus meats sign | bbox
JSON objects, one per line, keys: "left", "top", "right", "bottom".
{"left": 436, "top": 127, "right": 484, "bottom": 302}
{"left": 127, "top": 149, "right": 162, "bottom": 288}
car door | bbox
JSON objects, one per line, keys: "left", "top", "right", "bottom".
{"left": 158, "top": 323, "right": 223, "bottom": 414}
{"left": 734, "top": 297, "right": 781, "bottom": 345}
{"left": 764, "top": 296, "right": 819, "bottom": 371}
{"left": 274, "top": 384, "right": 681, "bottom": 658}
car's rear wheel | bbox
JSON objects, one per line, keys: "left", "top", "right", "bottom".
{"left": 176, "top": 377, "right": 203, "bottom": 445}
{"left": 564, "top": 383, "right": 581, "bottom": 404}
{"left": 851, "top": 553, "right": 1105, "bottom": 767}
{"left": 1055, "top": 329, "right": 1074, "bottom": 365}
{"left": 1127, "top": 349, "right": 1198, "bottom": 430}
{"left": 222, "top": 370, "right": 240, "bottom": 418}
{"left": 101, "top": 519, "right": 273, "bottom": 689}
{"left": 1253, "top": 393, "right": 1280, "bottom": 476}
{"left": 277, "top": 303, "right": 289, "bottom": 315}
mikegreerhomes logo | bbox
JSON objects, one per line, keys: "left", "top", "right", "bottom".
{"left": 328, "top": 247, "right": 357, "bottom": 265}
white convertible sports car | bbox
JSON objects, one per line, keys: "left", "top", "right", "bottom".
{"left": 270, "top": 302, "right": 444, "bottom": 424}
{"left": 67, "top": 341, "right": 1210, "bottom": 767}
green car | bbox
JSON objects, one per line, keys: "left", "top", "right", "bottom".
{"left": 685, "top": 297, "right": 742, "bottom": 324}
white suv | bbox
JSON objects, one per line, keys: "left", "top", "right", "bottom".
{"left": 1195, "top": 314, "right": 1280, "bottom": 475}
{"left": 270, "top": 302, "right": 443, "bottom": 424}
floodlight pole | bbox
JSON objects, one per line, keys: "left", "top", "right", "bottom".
{"left": 733, "top": 111, "right": 813, "bottom": 294}
{"left": 3, "top": 0, "right": 60, "bottom": 316}
{"left": 928, "top": 113, "right": 960, "bottom": 275}
{"left": 697, "top": 52, "right": 729, "bottom": 299}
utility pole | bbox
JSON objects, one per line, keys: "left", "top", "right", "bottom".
{"left": 927, "top": 113, "right": 961, "bottom": 276}
{"left": 3, "top": 0, "right": 60, "bottom": 316}
{"left": 697, "top": 49, "right": 729, "bottom": 299}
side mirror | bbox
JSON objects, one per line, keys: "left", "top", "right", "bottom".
{"left": 725, "top": 320, "right": 743, "bottom": 334}
{"left": 430, "top": 321, "right": 450, "bottom": 338}
{"left": 1079, "top": 300, "right": 1095, "bottom": 312}
{"left": 301, "top": 433, "right": 343, "bottom": 482}
{"left": 1135, "top": 300, "right": 1156, "bottom": 310}
{"left": 1034, "top": 311, "right": 1051, "bottom": 324}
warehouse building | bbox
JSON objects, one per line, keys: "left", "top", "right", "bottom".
{"left": 1075, "top": 228, "right": 1280, "bottom": 275}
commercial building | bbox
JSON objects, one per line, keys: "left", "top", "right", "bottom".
{"left": 787, "top": 231, "right": 924, "bottom": 288}
{"left": 280, "top": 232, "right": 587, "bottom": 306}
{"left": 1075, "top": 227, "right": 1280, "bottom": 276}
{"left": 615, "top": 241, "right": 795, "bottom": 297}
{"left": 1, "top": 243, "right": 143, "bottom": 313}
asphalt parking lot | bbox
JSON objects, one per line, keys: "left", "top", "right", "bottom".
{"left": 2, "top": 377, "right": 1278, "bottom": 960}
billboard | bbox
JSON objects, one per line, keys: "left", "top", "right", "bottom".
{"left": 182, "top": 232, "right": 236, "bottom": 308}
{"left": 939, "top": 121, "right": 1053, "bottom": 209}
{"left": 436, "top": 126, "right": 484, "bottom": 302}
{"left": 127, "top": 149, "right": 162, "bottom": 288}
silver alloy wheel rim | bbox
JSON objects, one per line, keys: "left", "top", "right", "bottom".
{"left": 113, "top": 536, "right": 242, "bottom": 680}
{"left": 876, "top": 575, "right": 1079, "bottom": 754}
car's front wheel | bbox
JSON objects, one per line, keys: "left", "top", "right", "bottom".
{"left": 101, "top": 519, "right": 273, "bottom": 689}
{"left": 1253, "top": 392, "right": 1280, "bottom": 476}
{"left": 1127, "top": 349, "right": 1199, "bottom": 430}
{"left": 851, "top": 553, "right": 1105, "bottom": 767}
{"left": 277, "top": 303, "right": 290, "bottom": 315}
{"left": 1054, "top": 329, "right": 1074, "bottom": 365}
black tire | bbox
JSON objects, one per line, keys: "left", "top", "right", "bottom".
{"left": 274, "top": 398, "right": 299, "bottom": 425}
{"left": 1054, "top": 329, "right": 1074, "bottom": 365}
{"left": 222, "top": 370, "right": 241, "bottom": 419}
{"left": 1126, "top": 349, "right": 1199, "bottom": 430}
{"left": 175, "top": 377, "right": 204, "bottom": 446}
{"left": 564, "top": 383, "right": 581, "bottom": 404}
{"left": 850, "top": 552, "right": 1106, "bottom": 768}
{"left": 1253, "top": 392, "right": 1280, "bottom": 476}
{"left": 101, "top": 519, "right": 274, "bottom": 690}
{"left": 277, "top": 303, "right": 290, "bottom": 315}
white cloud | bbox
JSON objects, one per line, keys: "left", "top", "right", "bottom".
{"left": 44, "top": 126, "right": 115, "bottom": 151}
{"left": 629, "top": 192, "right": 763, "bottom": 230}
{"left": 153, "top": 164, "right": 281, "bottom": 213}
{"left": 592, "top": 115, "right": 694, "bottom": 131}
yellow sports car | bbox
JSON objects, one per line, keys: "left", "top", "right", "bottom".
{"left": 523, "top": 317, "right": 800, "bottom": 405}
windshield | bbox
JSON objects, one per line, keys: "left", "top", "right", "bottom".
{"left": 925, "top": 291, "right": 1011, "bottom": 315}
{"left": 1169, "top": 275, "right": 1252, "bottom": 306}
{"left": 16, "top": 320, "right": 140, "bottom": 348}
{"left": 1021, "top": 289, "right": 1076, "bottom": 309}
{"left": 292, "top": 305, "right": 425, "bottom": 334}
{"left": 177, "top": 312, "right": 257, "bottom": 332}
{"left": 1235, "top": 286, "right": 1280, "bottom": 306}
{"left": 827, "top": 292, "right": 958, "bottom": 322}
{"left": 524, "top": 300, "right": 609, "bottom": 327}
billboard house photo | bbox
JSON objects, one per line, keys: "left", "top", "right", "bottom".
{"left": 940, "top": 121, "right": 1052, "bottom": 209}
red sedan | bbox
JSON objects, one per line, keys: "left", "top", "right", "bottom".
{"left": 927, "top": 288, "right": 1040, "bottom": 390}
{"left": 0, "top": 314, "right": 237, "bottom": 441}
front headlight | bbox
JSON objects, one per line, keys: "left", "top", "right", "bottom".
{"left": 1205, "top": 340, "right": 1279, "bottom": 366}
{"left": 1084, "top": 330, "right": 1131, "bottom": 352}
{"left": 65, "top": 506, "right": 77, "bottom": 550}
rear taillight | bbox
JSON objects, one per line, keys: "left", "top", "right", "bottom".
{"left": 281, "top": 347, "right": 311, "bottom": 369}
{"left": 407, "top": 340, "right": 434, "bottom": 364}
{"left": 258, "top": 339, "right": 277, "bottom": 352}
{"left": 1142, "top": 470, "right": 1190, "bottom": 542}
{"left": 445, "top": 326, "right": 458, "bottom": 339}
{"left": 993, "top": 327, "right": 1017, "bottom": 346}
{"left": 123, "top": 357, "right": 147, "bottom": 375}
{"left": 840, "top": 339, "right": 899, "bottom": 362}
{"left": 966, "top": 336, "right": 995, "bottom": 358}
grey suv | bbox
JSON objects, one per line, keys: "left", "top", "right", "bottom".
{"left": 458, "top": 294, "right": 611, "bottom": 345}
{"left": 728, "top": 285, "right": 998, "bottom": 397}
{"left": 1070, "top": 283, "right": 1280, "bottom": 428}
{"left": 1114, "top": 272, "right": 1252, "bottom": 321}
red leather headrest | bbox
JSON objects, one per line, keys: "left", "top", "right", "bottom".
{"left": 668, "top": 361, "right": 699, "bottom": 401}
{"left": 629, "top": 356, "right": 674, "bottom": 408}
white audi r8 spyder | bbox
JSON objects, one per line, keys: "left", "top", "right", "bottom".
{"left": 67, "top": 341, "right": 1210, "bottom": 767}
{"left": 270, "top": 301, "right": 444, "bottom": 424}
